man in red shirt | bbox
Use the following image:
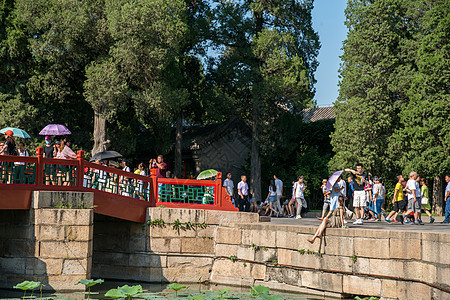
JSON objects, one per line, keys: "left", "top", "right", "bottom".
{"left": 155, "top": 155, "right": 167, "bottom": 178}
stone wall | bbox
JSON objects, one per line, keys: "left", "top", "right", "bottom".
{"left": 0, "top": 191, "right": 94, "bottom": 291}
{"left": 92, "top": 207, "right": 450, "bottom": 299}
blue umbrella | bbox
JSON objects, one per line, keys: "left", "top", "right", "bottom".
{"left": 326, "top": 170, "right": 343, "bottom": 191}
{"left": 0, "top": 127, "right": 31, "bottom": 138}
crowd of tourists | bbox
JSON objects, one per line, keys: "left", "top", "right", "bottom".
{"left": 223, "top": 163, "right": 450, "bottom": 237}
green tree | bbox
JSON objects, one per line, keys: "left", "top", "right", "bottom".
{"left": 330, "top": 0, "right": 413, "bottom": 178}
{"left": 211, "top": 0, "right": 319, "bottom": 200}
{"left": 390, "top": 0, "right": 450, "bottom": 214}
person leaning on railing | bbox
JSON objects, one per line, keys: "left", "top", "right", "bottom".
{"left": 1, "top": 130, "right": 17, "bottom": 183}
{"left": 55, "top": 138, "right": 77, "bottom": 186}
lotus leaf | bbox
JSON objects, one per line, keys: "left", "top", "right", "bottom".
{"left": 167, "top": 283, "right": 186, "bottom": 292}
{"left": 13, "top": 281, "right": 43, "bottom": 291}
{"left": 105, "top": 288, "right": 126, "bottom": 299}
{"left": 119, "top": 285, "right": 143, "bottom": 297}
{"left": 251, "top": 285, "right": 270, "bottom": 296}
{"left": 75, "top": 279, "right": 104, "bottom": 287}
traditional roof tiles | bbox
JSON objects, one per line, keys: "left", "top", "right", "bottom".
{"left": 302, "top": 106, "right": 335, "bottom": 122}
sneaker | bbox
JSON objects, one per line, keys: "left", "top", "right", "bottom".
{"left": 368, "top": 218, "right": 376, "bottom": 221}
{"left": 430, "top": 217, "right": 435, "bottom": 223}
{"left": 385, "top": 218, "right": 391, "bottom": 224}
{"left": 404, "top": 220, "right": 412, "bottom": 224}
{"left": 353, "top": 219, "right": 360, "bottom": 225}
{"left": 392, "top": 219, "right": 399, "bottom": 223}
{"left": 341, "top": 225, "right": 348, "bottom": 229}
{"left": 295, "top": 215, "right": 302, "bottom": 219}
{"left": 343, "top": 220, "right": 348, "bottom": 224}
{"left": 414, "top": 220, "right": 419, "bottom": 225}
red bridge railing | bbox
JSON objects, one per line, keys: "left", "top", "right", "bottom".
{"left": 0, "top": 147, "right": 237, "bottom": 222}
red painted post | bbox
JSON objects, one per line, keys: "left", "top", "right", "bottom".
{"left": 36, "top": 147, "right": 44, "bottom": 187}
{"left": 216, "top": 172, "right": 222, "bottom": 208}
{"left": 77, "top": 150, "right": 84, "bottom": 189}
{"left": 150, "top": 168, "right": 158, "bottom": 204}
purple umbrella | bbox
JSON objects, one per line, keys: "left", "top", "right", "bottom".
{"left": 326, "top": 170, "right": 343, "bottom": 191}
{"left": 39, "top": 124, "right": 71, "bottom": 136}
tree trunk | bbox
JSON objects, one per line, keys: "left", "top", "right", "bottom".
{"left": 250, "top": 102, "right": 261, "bottom": 202}
{"left": 174, "top": 113, "right": 183, "bottom": 178}
{"left": 432, "top": 176, "right": 444, "bottom": 216}
{"left": 92, "top": 111, "right": 108, "bottom": 156}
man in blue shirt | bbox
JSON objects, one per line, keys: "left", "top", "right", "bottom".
{"left": 347, "top": 176, "right": 355, "bottom": 207}
{"left": 443, "top": 175, "right": 450, "bottom": 223}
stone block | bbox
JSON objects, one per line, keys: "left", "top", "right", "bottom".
{"left": 34, "top": 209, "right": 93, "bottom": 226}
{"left": 65, "top": 226, "right": 92, "bottom": 241}
{"left": 215, "top": 244, "right": 238, "bottom": 258}
{"left": 129, "top": 235, "right": 146, "bottom": 252}
{"left": 251, "top": 264, "right": 266, "bottom": 280}
{"left": 321, "top": 255, "right": 352, "bottom": 273}
{"left": 291, "top": 251, "right": 321, "bottom": 269}
{"left": 210, "top": 273, "right": 254, "bottom": 287}
{"left": 216, "top": 227, "right": 242, "bottom": 245}
{"left": 39, "top": 241, "right": 91, "bottom": 259}
{"left": 276, "top": 231, "right": 299, "bottom": 249}
{"left": 1, "top": 240, "right": 37, "bottom": 257}
{"left": 296, "top": 234, "right": 321, "bottom": 252}
{"left": 150, "top": 238, "right": 181, "bottom": 253}
{"left": 265, "top": 266, "right": 299, "bottom": 286}
{"left": 150, "top": 226, "right": 197, "bottom": 238}
{"left": 237, "top": 246, "right": 255, "bottom": 261}
{"left": 0, "top": 258, "right": 26, "bottom": 274}
{"left": 32, "top": 191, "right": 94, "bottom": 209}
{"left": 368, "top": 258, "right": 404, "bottom": 278}
{"left": 301, "top": 270, "right": 343, "bottom": 293}
{"left": 389, "top": 238, "right": 421, "bottom": 260}
{"left": 129, "top": 254, "right": 167, "bottom": 268}
{"left": 241, "top": 229, "right": 276, "bottom": 248}
{"left": 160, "top": 208, "right": 206, "bottom": 224}
{"left": 92, "top": 251, "right": 128, "bottom": 266}
{"left": 195, "top": 226, "right": 216, "bottom": 238}
{"left": 181, "top": 237, "right": 214, "bottom": 254}
{"left": 422, "top": 239, "right": 450, "bottom": 265}
{"left": 62, "top": 259, "right": 89, "bottom": 275}
{"left": 167, "top": 256, "right": 213, "bottom": 268}
{"left": 162, "top": 266, "right": 212, "bottom": 283}
{"left": 354, "top": 237, "right": 389, "bottom": 259}
{"left": 352, "top": 257, "right": 370, "bottom": 274}
{"left": 343, "top": 275, "right": 381, "bottom": 297}
{"left": 254, "top": 247, "right": 277, "bottom": 263}
{"left": 205, "top": 211, "right": 258, "bottom": 225}
{"left": 39, "top": 258, "right": 63, "bottom": 275}
{"left": 211, "top": 259, "right": 251, "bottom": 277}
{"left": 277, "top": 249, "right": 293, "bottom": 265}
{"left": 37, "top": 225, "right": 65, "bottom": 241}
{"left": 435, "top": 261, "right": 450, "bottom": 287}
{"left": 321, "top": 236, "right": 354, "bottom": 257}
{"left": 46, "top": 274, "right": 87, "bottom": 291}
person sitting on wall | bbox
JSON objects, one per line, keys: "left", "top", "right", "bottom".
{"left": 307, "top": 195, "right": 346, "bottom": 244}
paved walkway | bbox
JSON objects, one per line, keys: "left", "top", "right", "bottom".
{"left": 270, "top": 215, "right": 450, "bottom": 233}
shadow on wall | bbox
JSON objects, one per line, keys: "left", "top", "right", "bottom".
{"left": 92, "top": 214, "right": 165, "bottom": 283}
{"left": 0, "top": 210, "right": 50, "bottom": 292}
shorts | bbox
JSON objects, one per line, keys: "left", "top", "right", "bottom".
{"left": 330, "top": 196, "right": 339, "bottom": 211}
{"left": 353, "top": 190, "right": 366, "bottom": 207}
{"left": 407, "top": 197, "right": 421, "bottom": 212}
{"left": 393, "top": 200, "right": 406, "bottom": 212}
{"left": 375, "top": 198, "right": 384, "bottom": 214}
{"left": 268, "top": 195, "right": 276, "bottom": 203}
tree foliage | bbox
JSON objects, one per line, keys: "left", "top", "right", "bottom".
{"left": 331, "top": 0, "right": 450, "bottom": 213}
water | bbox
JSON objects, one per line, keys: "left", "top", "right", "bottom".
{"left": 0, "top": 282, "right": 324, "bottom": 300}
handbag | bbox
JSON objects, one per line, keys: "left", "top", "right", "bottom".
{"left": 422, "top": 197, "right": 429, "bottom": 205}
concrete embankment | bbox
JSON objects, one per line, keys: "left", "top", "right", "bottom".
{"left": 1, "top": 191, "right": 449, "bottom": 299}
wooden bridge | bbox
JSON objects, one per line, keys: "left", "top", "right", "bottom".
{"left": 0, "top": 148, "right": 237, "bottom": 223}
